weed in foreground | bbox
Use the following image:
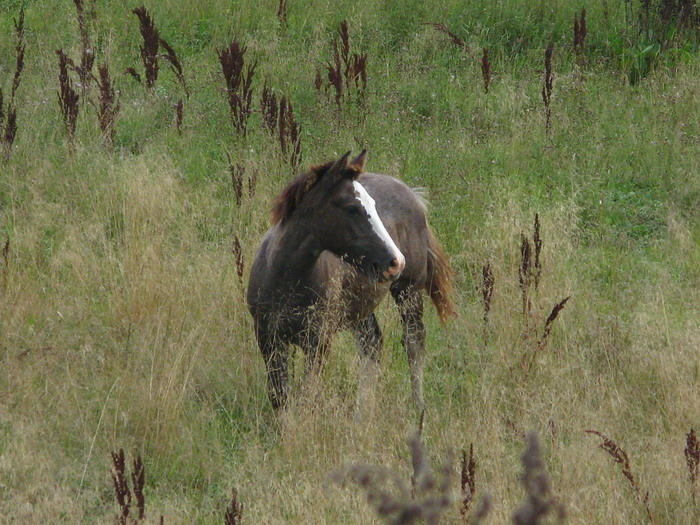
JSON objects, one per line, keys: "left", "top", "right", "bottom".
{"left": 96, "top": 64, "right": 120, "bottom": 150}
{"left": 318, "top": 20, "right": 367, "bottom": 109}
{"left": 56, "top": 49, "right": 80, "bottom": 153}
{"left": 72, "top": 0, "right": 95, "bottom": 99}
{"left": 481, "top": 49, "right": 491, "bottom": 94}
{"left": 132, "top": 7, "right": 159, "bottom": 90}
{"left": 573, "top": 9, "right": 587, "bottom": 57}
{"left": 685, "top": 428, "right": 700, "bottom": 518}
{"left": 459, "top": 444, "right": 476, "bottom": 522}
{"left": 224, "top": 488, "right": 244, "bottom": 525}
{"left": 542, "top": 43, "right": 554, "bottom": 135}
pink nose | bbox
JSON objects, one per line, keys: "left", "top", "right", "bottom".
{"left": 386, "top": 257, "right": 405, "bottom": 278}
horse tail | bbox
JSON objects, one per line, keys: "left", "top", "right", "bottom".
{"left": 425, "top": 225, "right": 456, "bottom": 323}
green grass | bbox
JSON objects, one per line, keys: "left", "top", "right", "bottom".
{"left": 2, "top": 0, "right": 700, "bottom": 523}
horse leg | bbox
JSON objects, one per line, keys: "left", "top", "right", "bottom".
{"left": 352, "top": 313, "right": 383, "bottom": 418}
{"left": 391, "top": 285, "right": 426, "bottom": 412}
{"left": 257, "top": 328, "right": 290, "bottom": 411}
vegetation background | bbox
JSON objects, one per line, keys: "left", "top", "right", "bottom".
{"left": 1, "top": 0, "right": 700, "bottom": 522}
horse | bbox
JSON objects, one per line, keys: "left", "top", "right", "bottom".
{"left": 246, "top": 150, "right": 454, "bottom": 411}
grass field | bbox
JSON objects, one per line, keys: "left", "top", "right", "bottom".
{"left": 2, "top": 0, "right": 700, "bottom": 523}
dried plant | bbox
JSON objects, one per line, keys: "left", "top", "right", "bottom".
{"left": 111, "top": 449, "right": 132, "bottom": 524}
{"left": 512, "top": 432, "right": 565, "bottom": 525}
{"left": 425, "top": 22, "right": 470, "bottom": 54}
{"left": 542, "top": 43, "right": 554, "bottom": 135}
{"left": 481, "top": 262, "right": 494, "bottom": 327}
{"left": 481, "top": 48, "right": 491, "bottom": 94}
{"left": 278, "top": 96, "right": 301, "bottom": 171}
{"left": 537, "top": 296, "right": 571, "bottom": 352}
{"left": 585, "top": 430, "right": 654, "bottom": 523}
{"left": 96, "top": 64, "right": 120, "bottom": 149}
{"left": 133, "top": 7, "right": 159, "bottom": 89}
{"left": 126, "top": 67, "right": 142, "bottom": 84}
{"left": 519, "top": 234, "right": 533, "bottom": 318}
{"left": 260, "top": 83, "right": 278, "bottom": 135}
{"left": 131, "top": 455, "right": 145, "bottom": 520}
{"left": 277, "top": 0, "right": 288, "bottom": 35}
{"left": 685, "top": 428, "right": 700, "bottom": 513}
{"left": 332, "top": 430, "right": 455, "bottom": 525}
{"left": 175, "top": 99, "right": 183, "bottom": 134}
{"left": 228, "top": 158, "right": 245, "bottom": 207}
{"left": 56, "top": 49, "right": 80, "bottom": 151}
{"left": 73, "top": 0, "right": 95, "bottom": 97}
{"left": 2, "top": 236, "right": 9, "bottom": 286}
{"left": 321, "top": 20, "right": 367, "bottom": 108}
{"left": 232, "top": 235, "right": 244, "bottom": 284}
{"left": 573, "top": 9, "right": 587, "bottom": 56}
{"left": 2, "top": 7, "right": 25, "bottom": 161}
{"left": 218, "top": 41, "right": 257, "bottom": 136}
{"left": 111, "top": 449, "right": 147, "bottom": 524}
{"left": 159, "top": 38, "right": 189, "bottom": 97}
{"left": 224, "top": 488, "right": 243, "bottom": 525}
{"left": 460, "top": 444, "right": 476, "bottom": 521}
{"left": 533, "top": 214, "right": 542, "bottom": 290}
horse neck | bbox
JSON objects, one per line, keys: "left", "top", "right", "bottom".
{"left": 267, "top": 218, "right": 323, "bottom": 289}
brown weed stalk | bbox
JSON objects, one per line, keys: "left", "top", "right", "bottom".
{"left": 57, "top": 49, "right": 80, "bottom": 151}
{"left": 460, "top": 444, "right": 476, "bottom": 521}
{"left": 175, "top": 99, "right": 183, "bottom": 134}
{"left": 133, "top": 7, "right": 159, "bottom": 89}
{"left": 260, "top": 82, "right": 278, "bottom": 134}
{"left": 512, "top": 432, "right": 565, "bottom": 525}
{"left": 218, "top": 41, "right": 257, "bottom": 136}
{"left": 229, "top": 158, "right": 245, "bottom": 207}
{"left": 537, "top": 297, "right": 571, "bottom": 352}
{"left": 426, "top": 22, "right": 470, "bottom": 54}
{"left": 533, "top": 213, "right": 542, "bottom": 290}
{"left": 323, "top": 20, "right": 367, "bottom": 107}
{"left": 111, "top": 449, "right": 132, "bottom": 524}
{"left": 585, "top": 430, "right": 654, "bottom": 524}
{"left": 278, "top": 96, "right": 301, "bottom": 171}
{"left": 2, "top": 7, "right": 25, "bottom": 161}
{"left": 131, "top": 455, "right": 145, "bottom": 520}
{"left": 73, "top": 0, "right": 95, "bottom": 97}
{"left": 519, "top": 234, "right": 532, "bottom": 318}
{"left": 159, "top": 38, "right": 189, "bottom": 97}
{"left": 232, "top": 235, "right": 244, "bottom": 284}
{"left": 481, "top": 262, "right": 494, "bottom": 327}
{"left": 573, "top": 9, "right": 587, "bottom": 56}
{"left": 96, "top": 64, "right": 120, "bottom": 149}
{"left": 277, "top": 0, "right": 288, "bottom": 35}
{"left": 542, "top": 43, "right": 554, "bottom": 135}
{"left": 2, "top": 236, "right": 9, "bottom": 286}
{"left": 481, "top": 48, "right": 491, "bottom": 94}
{"left": 686, "top": 428, "right": 700, "bottom": 513}
{"left": 224, "top": 488, "right": 243, "bottom": 525}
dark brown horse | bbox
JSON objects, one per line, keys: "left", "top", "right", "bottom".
{"left": 247, "top": 151, "right": 454, "bottom": 411}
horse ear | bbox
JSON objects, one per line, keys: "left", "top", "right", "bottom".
{"left": 325, "top": 151, "right": 352, "bottom": 181}
{"left": 349, "top": 149, "right": 367, "bottom": 172}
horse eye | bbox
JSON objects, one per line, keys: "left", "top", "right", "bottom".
{"left": 345, "top": 204, "right": 362, "bottom": 215}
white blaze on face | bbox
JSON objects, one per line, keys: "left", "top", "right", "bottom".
{"left": 352, "top": 181, "right": 406, "bottom": 273}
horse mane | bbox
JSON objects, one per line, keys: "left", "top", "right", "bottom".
{"left": 270, "top": 161, "right": 363, "bottom": 224}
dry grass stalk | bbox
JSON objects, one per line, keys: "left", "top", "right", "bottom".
{"left": 277, "top": 0, "right": 288, "bottom": 35}
{"left": 332, "top": 430, "right": 454, "bottom": 525}
{"left": 218, "top": 41, "right": 257, "bottom": 136}
{"left": 159, "top": 38, "right": 189, "bottom": 97}
{"left": 481, "top": 48, "right": 490, "bottom": 94}
{"left": 323, "top": 20, "right": 367, "bottom": 107}
{"left": 73, "top": 0, "right": 95, "bottom": 97}
{"left": 278, "top": 96, "right": 301, "bottom": 171}
{"left": 519, "top": 234, "right": 532, "bottom": 318}
{"left": 175, "top": 99, "right": 183, "bottom": 134}
{"left": 512, "top": 432, "right": 566, "bottom": 525}
{"left": 111, "top": 449, "right": 132, "bottom": 524}
{"left": 533, "top": 214, "right": 542, "bottom": 290}
{"left": 131, "top": 455, "right": 145, "bottom": 520}
{"left": 133, "top": 7, "right": 160, "bottom": 89}
{"left": 56, "top": 49, "right": 80, "bottom": 151}
{"left": 224, "top": 488, "right": 243, "bottom": 525}
{"left": 228, "top": 158, "right": 245, "bottom": 207}
{"left": 96, "top": 63, "right": 120, "bottom": 149}
{"left": 460, "top": 444, "right": 476, "bottom": 521}
{"left": 481, "top": 262, "right": 494, "bottom": 327}
{"left": 585, "top": 430, "right": 654, "bottom": 524}
{"left": 573, "top": 9, "right": 587, "bottom": 56}
{"left": 260, "top": 83, "right": 278, "bottom": 135}
{"left": 542, "top": 43, "right": 554, "bottom": 135}
{"left": 537, "top": 296, "right": 571, "bottom": 352}
{"left": 685, "top": 428, "right": 700, "bottom": 512}
{"left": 425, "top": 22, "right": 470, "bottom": 54}
{"left": 232, "top": 235, "right": 244, "bottom": 284}
{"left": 2, "top": 7, "right": 25, "bottom": 161}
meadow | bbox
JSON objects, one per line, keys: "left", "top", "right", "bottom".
{"left": 1, "top": 0, "right": 700, "bottom": 523}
